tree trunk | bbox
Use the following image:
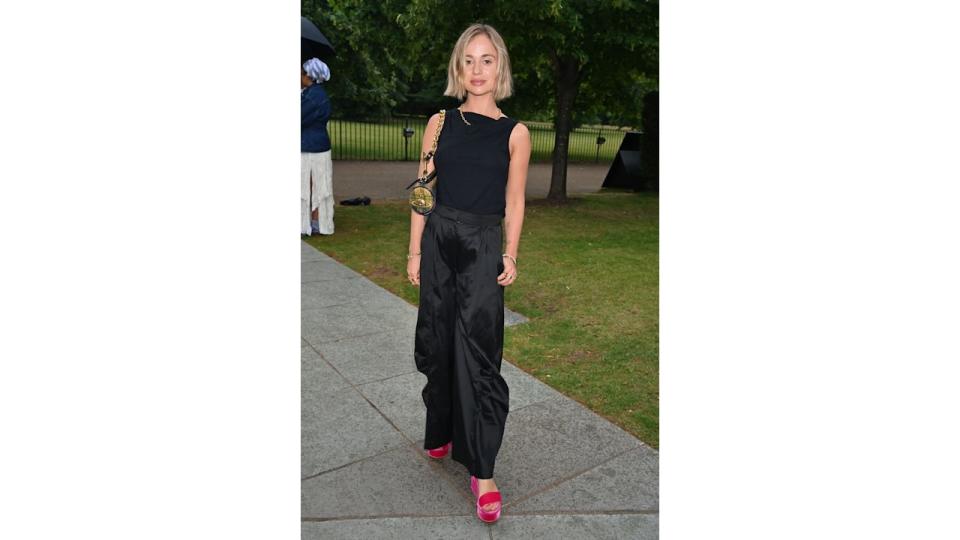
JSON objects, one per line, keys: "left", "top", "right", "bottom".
{"left": 547, "top": 55, "right": 581, "bottom": 202}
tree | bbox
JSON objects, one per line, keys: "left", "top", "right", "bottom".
{"left": 304, "top": 0, "right": 658, "bottom": 200}
{"left": 301, "top": 0, "right": 413, "bottom": 116}
{"left": 400, "top": 0, "right": 658, "bottom": 201}
{"left": 497, "top": 1, "right": 658, "bottom": 200}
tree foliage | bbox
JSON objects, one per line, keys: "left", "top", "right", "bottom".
{"left": 302, "top": 0, "right": 658, "bottom": 198}
{"left": 301, "top": 0, "right": 412, "bottom": 116}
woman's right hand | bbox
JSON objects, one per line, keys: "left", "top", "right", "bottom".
{"left": 407, "top": 255, "right": 421, "bottom": 287}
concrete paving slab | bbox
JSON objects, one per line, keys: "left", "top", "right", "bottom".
{"left": 301, "top": 241, "right": 329, "bottom": 261}
{"left": 357, "top": 360, "right": 560, "bottom": 445}
{"left": 500, "top": 361, "right": 563, "bottom": 411}
{"left": 509, "top": 446, "right": 658, "bottom": 513}
{"left": 302, "top": 385, "right": 408, "bottom": 479}
{"left": 301, "top": 301, "right": 418, "bottom": 346}
{"left": 301, "top": 258, "right": 364, "bottom": 283}
{"left": 301, "top": 278, "right": 365, "bottom": 311}
{"left": 302, "top": 516, "right": 489, "bottom": 540}
{"left": 504, "top": 308, "right": 529, "bottom": 327}
{"left": 425, "top": 396, "right": 644, "bottom": 505}
{"left": 301, "top": 240, "right": 658, "bottom": 536}
{"left": 302, "top": 271, "right": 405, "bottom": 307}
{"left": 490, "top": 513, "right": 658, "bottom": 539}
{"left": 301, "top": 444, "right": 469, "bottom": 519}
{"left": 302, "top": 340, "right": 351, "bottom": 396}
{"left": 317, "top": 327, "right": 417, "bottom": 386}
{"left": 356, "top": 371, "right": 426, "bottom": 442}
{"left": 497, "top": 397, "right": 645, "bottom": 496}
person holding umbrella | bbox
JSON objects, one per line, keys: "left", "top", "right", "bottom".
{"left": 407, "top": 23, "right": 531, "bottom": 524}
{"left": 301, "top": 58, "right": 334, "bottom": 235}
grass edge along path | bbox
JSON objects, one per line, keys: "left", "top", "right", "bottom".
{"left": 304, "top": 191, "right": 658, "bottom": 448}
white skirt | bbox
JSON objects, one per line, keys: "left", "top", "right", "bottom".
{"left": 301, "top": 150, "right": 334, "bottom": 235}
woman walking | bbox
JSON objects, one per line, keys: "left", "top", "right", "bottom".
{"left": 301, "top": 57, "right": 334, "bottom": 235}
{"left": 408, "top": 23, "right": 530, "bottom": 523}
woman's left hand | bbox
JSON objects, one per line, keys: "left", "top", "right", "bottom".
{"left": 497, "top": 257, "right": 518, "bottom": 287}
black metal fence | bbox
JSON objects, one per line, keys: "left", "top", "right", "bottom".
{"left": 327, "top": 115, "right": 633, "bottom": 163}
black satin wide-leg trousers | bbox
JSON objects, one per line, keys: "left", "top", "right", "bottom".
{"left": 414, "top": 204, "right": 509, "bottom": 480}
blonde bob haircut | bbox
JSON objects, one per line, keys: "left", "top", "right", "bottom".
{"left": 444, "top": 23, "right": 513, "bottom": 102}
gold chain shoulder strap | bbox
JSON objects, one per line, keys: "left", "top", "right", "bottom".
{"left": 420, "top": 109, "right": 445, "bottom": 178}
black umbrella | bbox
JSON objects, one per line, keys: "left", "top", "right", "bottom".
{"left": 302, "top": 16, "right": 335, "bottom": 62}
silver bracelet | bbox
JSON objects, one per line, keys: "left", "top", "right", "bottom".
{"left": 407, "top": 252, "right": 421, "bottom": 260}
{"left": 502, "top": 254, "right": 517, "bottom": 266}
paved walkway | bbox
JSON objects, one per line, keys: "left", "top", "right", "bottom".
{"left": 331, "top": 160, "right": 611, "bottom": 201}
{"left": 301, "top": 241, "right": 659, "bottom": 539}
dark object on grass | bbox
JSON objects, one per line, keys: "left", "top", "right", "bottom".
{"left": 602, "top": 132, "right": 643, "bottom": 190}
{"left": 602, "top": 90, "right": 658, "bottom": 193}
{"left": 340, "top": 196, "right": 371, "bottom": 206}
{"left": 302, "top": 17, "right": 335, "bottom": 61}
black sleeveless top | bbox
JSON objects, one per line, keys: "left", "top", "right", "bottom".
{"left": 433, "top": 108, "right": 518, "bottom": 217}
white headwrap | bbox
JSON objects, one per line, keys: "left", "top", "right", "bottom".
{"left": 303, "top": 58, "right": 331, "bottom": 83}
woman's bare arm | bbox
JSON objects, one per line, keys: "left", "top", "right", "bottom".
{"left": 407, "top": 112, "right": 441, "bottom": 286}
{"left": 498, "top": 122, "right": 531, "bottom": 286}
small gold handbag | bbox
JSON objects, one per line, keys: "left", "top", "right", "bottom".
{"left": 406, "top": 110, "right": 446, "bottom": 215}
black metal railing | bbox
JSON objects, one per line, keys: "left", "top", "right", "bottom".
{"left": 327, "top": 115, "right": 633, "bottom": 163}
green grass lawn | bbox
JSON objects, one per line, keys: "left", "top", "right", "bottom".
{"left": 303, "top": 191, "right": 659, "bottom": 448}
{"left": 328, "top": 118, "right": 631, "bottom": 163}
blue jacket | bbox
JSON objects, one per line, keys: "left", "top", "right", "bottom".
{"left": 301, "top": 83, "right": 332, "bottom": 153}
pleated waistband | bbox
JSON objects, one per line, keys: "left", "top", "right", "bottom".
{"left": 431, "top": 204, "right": 502, "bottom": 226}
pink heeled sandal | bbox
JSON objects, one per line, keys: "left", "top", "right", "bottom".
{"left": 470, "top": 475, "right": 502, "bottom": 523}
{"left": 426, "top": 441, "right": 451, "bottom": 459}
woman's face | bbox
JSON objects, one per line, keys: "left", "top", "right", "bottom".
{"left": 461, "top": 34, "right": 498, "bottom": 98}
{"left": 301, "top": 69, "right": 312, "bottom": 89}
